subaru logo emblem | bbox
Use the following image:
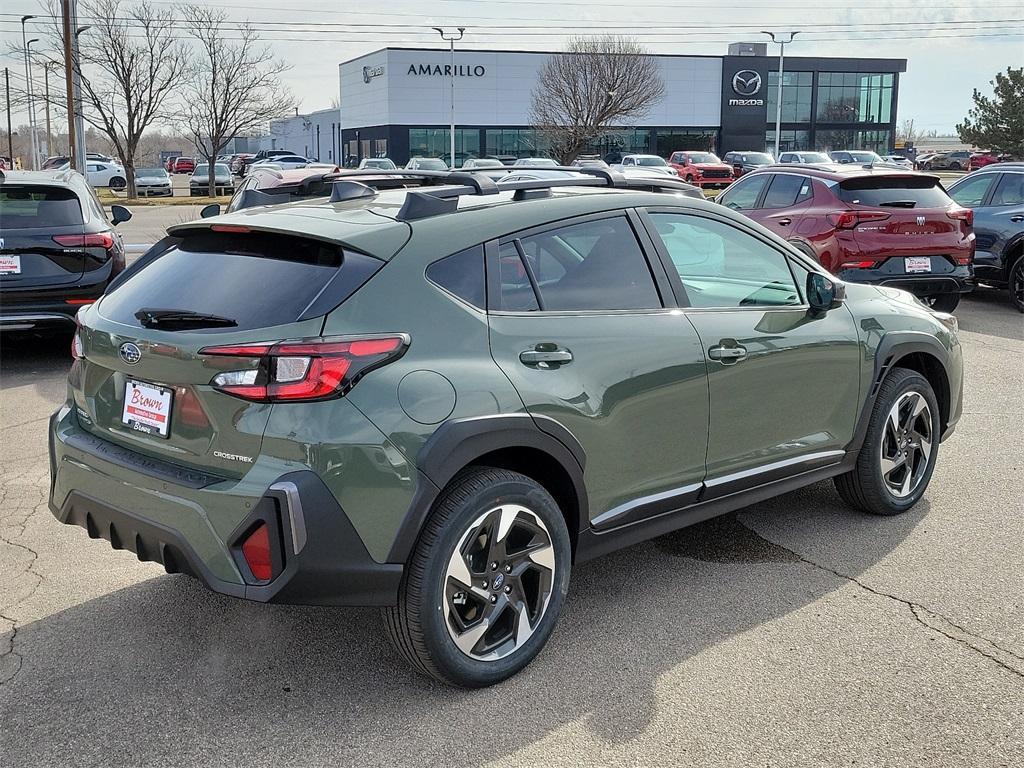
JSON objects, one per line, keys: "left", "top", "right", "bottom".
{"left": 119, "top": 342, "right": 142, "bottom": 365}
{"left": 732, "top": 70, "right": 762, "bottom": 96}
{"left": 492, "top": 572, "right": 505, "bottom": 590}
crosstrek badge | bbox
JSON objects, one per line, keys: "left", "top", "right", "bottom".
{"left": 121, "top": 380, "right": 173, "bottom": 437}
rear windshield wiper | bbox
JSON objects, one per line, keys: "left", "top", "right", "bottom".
{"left": 877, "top": 200, "right": 917, "bottom": 208}
{"left": 135, "top": 308, "right": 237, "bottom": 329}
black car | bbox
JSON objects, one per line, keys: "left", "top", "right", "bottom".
{"left": 0, "top": 169, "right": 131, "bottom": 332}
{"left": 947, "top": 163, "right": 1024, "bottom": 311}
{"left": 723, "top": 151, "right": 774, "bottom": 177}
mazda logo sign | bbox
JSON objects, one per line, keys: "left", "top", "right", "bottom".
{"left": 732, "top": 70, "right": 762, "bottom": 96}
{"left": 119, "top": 342, "right": 142, "bottom": 365}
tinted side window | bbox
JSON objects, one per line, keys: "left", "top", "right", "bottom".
{"left": 649, "top": 213, "right": 801, "bottom": 308}
{"left": 762, "top": 174, "right": 813, "bottom": 209}
{"left": 426, "top": 245, "right": 485, "bottom": 309}
{"left": 991, "top": 173, "right": 1024, "bottom": 206}
{"left": 949, "top": 174, "right": 996, "bottom": 207}
{"left": 503, "top": 217, "right": 662, "bottom": 312}
{"left": 718, "top": 174, "right": 769, "bottom": 210}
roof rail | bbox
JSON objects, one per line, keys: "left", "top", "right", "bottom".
{"left": 322, "top": 166, "right": 703, "bottom": 221}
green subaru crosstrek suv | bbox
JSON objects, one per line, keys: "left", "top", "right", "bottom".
{"left": 48, "top": 170, "right": 963, "bottom": 687}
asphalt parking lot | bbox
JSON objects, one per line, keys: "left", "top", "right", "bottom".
{"left": 1, "top": 261, "right": 1021, "bottom": 765}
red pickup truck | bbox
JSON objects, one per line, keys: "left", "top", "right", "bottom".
{"left": 667, "top": 151, "right": 735, "bottom": 188}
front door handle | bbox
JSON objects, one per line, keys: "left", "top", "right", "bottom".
{"left": 776, "top": 217, "right": 792, "bottom": 226}
{"left": 520, "top": 347, "right": 573, "bottom": 367}
{"left": 708, "top": 343, "right": 747, "bottom": 363}
{"left": 1010, "top": 214, "right": 1024, "bottom": 223}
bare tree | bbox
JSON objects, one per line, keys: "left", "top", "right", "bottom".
{"left": 180, "top": 6, "right": 294, "bottom": 197}
{"left": 529, "top": 36, "right": 664, "bottom": 164}
{"left": 35, "top": 0, "right": 190, "bottom": 198}
{"left": 898, "top": 118, "right": 918, "bottom": 143}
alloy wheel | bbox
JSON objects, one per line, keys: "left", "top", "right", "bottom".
{"left": 1010, "top": 260, "right": 1024, "bottom": 311}
{"left": 879, "top": 390, "right": 933, "bottom": 498}
{"left": 444, "top": 505, "right": 556, "bottom": 661}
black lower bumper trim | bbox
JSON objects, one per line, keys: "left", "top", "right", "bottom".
{"left": 51, "top": 470, "right": 403, "bottom": 606}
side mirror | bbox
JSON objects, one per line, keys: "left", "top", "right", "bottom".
{"left": 807, "top": 272, "right": 844, "bottom": 313}
{"left": 110, "top": 204, "right": 132, "bottom": 226}
{"left": 200, "top": 203, "right": 220, "bottom": 218}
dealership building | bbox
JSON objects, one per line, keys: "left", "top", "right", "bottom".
{"left": 330, "top": 42, "right": 906, "bottom": 166}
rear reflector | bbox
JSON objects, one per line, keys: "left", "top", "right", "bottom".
{"left": 53, "top": 233, "right": 115, "bottom": 249}
{"left": 65, "top": 299, "right": 96, "bottom": 305}
{"left": 241, "top": 523, "right": 273, "bottom": 581}
{"left": 200, "top": 335, "right": 409, "bottom": 403}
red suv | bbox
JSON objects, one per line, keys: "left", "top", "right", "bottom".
{"left": 667, "top": 151, "right": 734, "bottom": 188}
{"left": 170, "top": 157, "right": 195, "bottom": 174}
{"left": 716, "top": 165, "right": 975, "bottom": 312}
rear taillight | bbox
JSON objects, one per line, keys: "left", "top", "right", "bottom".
{"left": 947, "top": 206, "right": 974, "bottom": 227}
{"left": 241, "top": 523, "right": 273, "bottom": 581}
{"left": 52, "top": 233, "right": 116, "bottom": 249}
{"left": 200, "top": 335, "right": 409, "bottom": 402}
{"left": 841, "top": 260, "right": 878, "bottom": 269}
{"left": 71, "top": 329, "right": 84, "bottom": 359}
{"left": 827, "top": 210, "right": 891, "bottom": 229}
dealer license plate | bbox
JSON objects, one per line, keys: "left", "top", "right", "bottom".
{"left": 0, "top": 255, "right": 22, "bottom": 275}
{"left": 905, "top": 257, "right": 931, "bottom": 273}
{"left": 121, "top": 379, "right": 173, "bottom": 438}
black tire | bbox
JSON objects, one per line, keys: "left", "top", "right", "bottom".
{"left": 685, "top": 175, "right": 694, "bottom": 182}
{"left": 383, "top": 467, "right": 572, "bottom": 687}
{"left": 925, "top": 293, "right": 960, "bottom": 313}
{"left": 1009, "top": 254, "right": 1024, "bottom": 313}
{"left": 950, "top": 162, "right": 962, "bottom": 171}
{"left": 835, "top": 368, "right": 940, "bottom": 516}
{"left": 109, "top": 176, "right": 126, "bottom": 190}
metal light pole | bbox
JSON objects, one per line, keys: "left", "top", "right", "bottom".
{"left": 43, "top": 61, "right": 57, "bottom": 160}
{"left": 433, "top": 27, "right": 465, "bottom": 168}
{"left": 26, "top": 38, "right": 40, "bottom": 169}
{"left": 5, "top": 68, "right": 13, "bottom": 166}
{"left": 73, "top": 21, "right": 91, "bottom": 171}
{"left": 61, "top": 1, "right": 77, "bottom": 169}
{"left": 21, "top": 15, "right": 37, "bottom": 169}
{"left": 762, "top": 31, "right": 799, "bottom": 159}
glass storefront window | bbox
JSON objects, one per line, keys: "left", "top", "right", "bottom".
{"left": 767, "top": 71, "right": 812, "bottom": 123}
{"left": 816, "top": 72, "right": 894, "bottom": 123}
{"left": 655, "top": 128, "right": 718, "bottom": 156}
{"left": 409, "top": 128, "right": 481, "bottom": 166}
{"left": 484, "top": 129, "right": 551, "bottom": 158}
{"left": 815, "top": 129, "right": 892, "bottom": 153}
{"left": 765, "top": 129, "right": 811, "bottom": 152}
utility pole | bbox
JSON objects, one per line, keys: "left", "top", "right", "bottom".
{"left": 5, "top": 68, "right": 13, "bottom": 166}
{"left": 433, "top": 27, "right": 465, "bottom": 169}
{"left": 762, "top": 31, "right": 799, "bottom": 160}
{"left": 62, "top": 1, "right": 77, "bottom": 169}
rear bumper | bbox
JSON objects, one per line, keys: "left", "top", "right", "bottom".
{"left": 0, "top": 311, "right": 77, "bottom": 330}
{"left": 838, "top": 264, "right": 975, "bottom": 297}
{"left": 48, "top": 409, "right": 403, "bottom": 606}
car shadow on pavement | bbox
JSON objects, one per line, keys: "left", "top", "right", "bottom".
{"left": 0, "top": 482, "right": 926, "bottom": 767}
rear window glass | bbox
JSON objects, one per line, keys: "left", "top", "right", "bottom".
{"left": 100, "top": 231, "right": 381, "bottom": 330}
{"left": 838, "top": 177, "right": 952, "bottom": 208}
{"left": 0, "top": 185, "right": 83, "bottom": 228}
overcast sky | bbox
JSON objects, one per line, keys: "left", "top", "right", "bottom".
{"left": 2, "top": 0, "right": 1022, "bottom": 133}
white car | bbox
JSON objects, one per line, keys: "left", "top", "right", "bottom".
{"left": 405, "top": 157, "right": 448, "bottom": 171}
{"left": 59, "top": 160, "right": 128, "bottom": 189}
{"left": 358, "top": 158, "right": 398, "bottom": 171}
{"left": 615, "top": 154, "right": 675, "bottom": 175}
{"left": 512, "top": 157, "right": 558, "bottom": 167}
{"left": 497, "top": 169, "right": 580, "bottom": 184}
{"left": 882, "top": 155, "right": 914, "bottom": 170}
{"left": 251, "top": 155, "right": 310, "bottom": 170}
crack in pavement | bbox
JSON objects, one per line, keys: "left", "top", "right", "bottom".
{"left": 0, "top": 498, "right": 47, "bottom": 687}
{"left": 744, "top": 521, "right": 1024, "bottom": 682}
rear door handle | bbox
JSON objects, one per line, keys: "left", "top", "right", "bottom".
{"left": 708, "top": 344, "right": 747, "bottom": 363}
{"left": 776, "top": 217, "right": 792, "bottom": 226}
{"left": 520, "top": 347, "right": 573, "bottom": 367}
{"left": 1010, "top": 215, "right": 1024, "bottom": 223}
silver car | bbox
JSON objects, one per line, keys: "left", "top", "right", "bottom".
{"left": 134, "top": 167, "right": 172, "bottom": 197}
{"left": 189, "top": 163, "right": 234, "bottom": 196}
